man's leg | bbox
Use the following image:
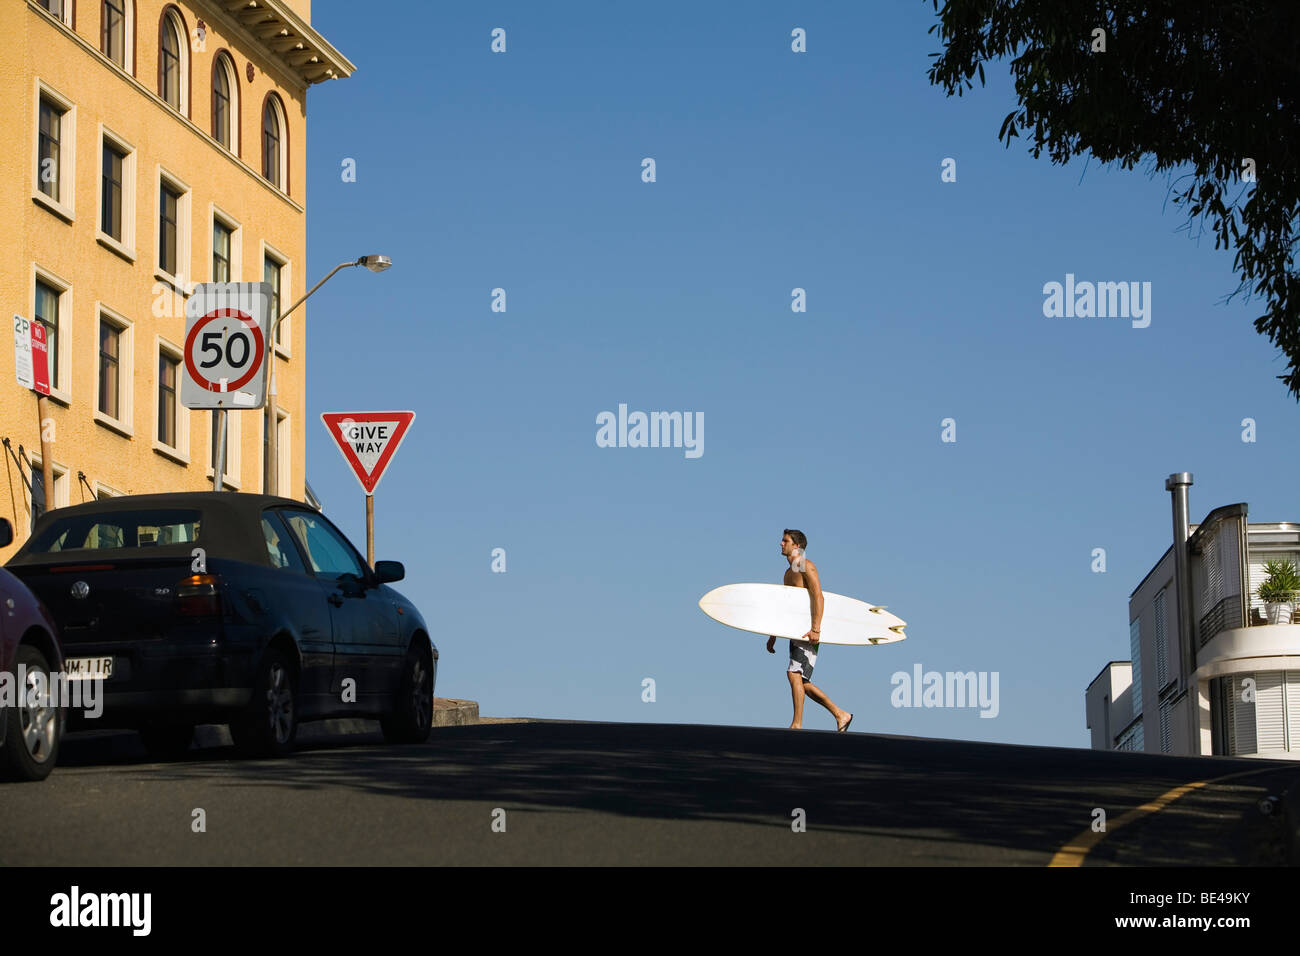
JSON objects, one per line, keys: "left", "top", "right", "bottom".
{"left": 787, "top": 670, "right": 806, "bottom": 729}
{"left": 803, "top": 681, "right": 852, "bottom": 731}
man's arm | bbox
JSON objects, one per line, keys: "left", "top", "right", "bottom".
{"left": 804, "top": 563, "right": 824, "bottom": 642}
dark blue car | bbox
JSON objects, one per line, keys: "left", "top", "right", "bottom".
{"left": 6, "top": 493, "right": 436, "bottom": 758}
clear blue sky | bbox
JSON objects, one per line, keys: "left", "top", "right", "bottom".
{"left": 297, "top": 1, "right": 1296, "bottom": 745}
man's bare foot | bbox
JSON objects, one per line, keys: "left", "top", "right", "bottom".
{"left": 789, "top": 723, "right": 801, "bottom": 730}
{"left": 836, "top": 712, "right": 853, "bottom": 732}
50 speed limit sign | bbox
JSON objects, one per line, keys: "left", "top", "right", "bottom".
{"left": 182, "top": 282, "right": 272, "bottom": 409}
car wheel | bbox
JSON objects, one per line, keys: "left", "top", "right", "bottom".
{"left": 1, "top": 644, "right": 62, "bottom": 782}
{"left": 138, "top": 722, "right": 194, "bottom": 761}
{"left": 230, "top": 647, "right": 297, "bottom": 757}
{"left": 381, "top": 646, "right": 433, "bottom": 744}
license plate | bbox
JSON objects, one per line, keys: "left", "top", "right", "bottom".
{"left": 64, "top": 657, "right": 114, "bottom": 680}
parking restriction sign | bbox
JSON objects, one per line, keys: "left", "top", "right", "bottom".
{"left": 13, "top": 314, "right": 50, "bottom": 396}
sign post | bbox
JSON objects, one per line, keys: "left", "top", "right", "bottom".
{"left": 181, "top": 284, "right": 271, "bottom": 490}
{"left": 321, "top": 411, "right": 415, "bottom": 566}
{"left": 14, "top": 314, "right": 53, "bottom": 514}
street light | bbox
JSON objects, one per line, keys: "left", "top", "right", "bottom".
{"left": 262, "top": 255, "right": 391, "bottom": 497}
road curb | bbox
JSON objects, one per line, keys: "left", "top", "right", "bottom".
{"left": 188, "top": 697, "right": 479, "bottom": 747}
{"left": 61, "top": 698, "right": 483, "bottom": 757}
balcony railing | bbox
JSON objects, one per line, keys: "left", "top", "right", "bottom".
{"left": 1198, "top": 593, "right": 1242, "bottom": 648}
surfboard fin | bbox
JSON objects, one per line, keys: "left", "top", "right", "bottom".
{"left": 868, "top": 606, "right": 888, "bottom": 613}
{"left": 888, "top": 625, "right": 906, "bottom": 634}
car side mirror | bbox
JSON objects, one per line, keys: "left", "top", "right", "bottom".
{"left": 0, "top": 518, "right": 11, "bottom": 548}
{"left": 374, "top": 560, "right": 404, "bottom": 584}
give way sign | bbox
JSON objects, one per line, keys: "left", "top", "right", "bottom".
{"left": 321, "top": 411, "right": 415, "bottom": 494}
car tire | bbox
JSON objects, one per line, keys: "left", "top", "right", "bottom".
{"left": 0, "top": 644, "right": 63, "bottom": 782}
{"left": 230, "top": 647, "right": 297, "bottom": 757}
{"left": 138, "top": 722, "right": 194, "bottom": 761}
{"left": 380, "top": 645, "right": 433, "bottom": 744}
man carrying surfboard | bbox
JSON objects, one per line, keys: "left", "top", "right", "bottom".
{"left": 767, "top": 530, "right": 853, "bottom": 732}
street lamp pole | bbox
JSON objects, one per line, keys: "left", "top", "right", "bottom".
{"left": 263, "top": 254, "right": 391, "bottom": 497}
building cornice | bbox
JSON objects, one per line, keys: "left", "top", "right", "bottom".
{"left": 204, "top": 0, "right": 355, "bottom": 86}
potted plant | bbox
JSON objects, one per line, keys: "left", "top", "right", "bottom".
{"left": 1258, "top": 559, "right": 1300, "bottom": 624}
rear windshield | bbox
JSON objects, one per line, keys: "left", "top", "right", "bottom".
{"left": 24, "top": 509, "right": 202, "bottom": 553}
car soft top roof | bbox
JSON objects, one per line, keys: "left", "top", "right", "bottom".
{"left": 8, "top": 492, "right": 316, "bottom": 567}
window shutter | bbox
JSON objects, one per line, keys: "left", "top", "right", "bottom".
{"left": 1204, "top": 535, "right": 1223, "bottom": 615}
{"left": 1286, "top": 671, "right": 1300, "bottom": 753}
{"left": 1229, "top": 673, "right": 1256, "bottom": 756}
{"left": 1256, "top": 672, "right": 1286, "bottom": 752}
{"left": 1154, "top": 590, "right": 1168, "bottom": 687}
{"left": 1247, "top": 558, "right": 1267, "bottom": 618}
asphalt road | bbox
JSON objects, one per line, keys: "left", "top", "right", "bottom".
{"left": 2, "top": 721, "right": 1297, "bottom": 865}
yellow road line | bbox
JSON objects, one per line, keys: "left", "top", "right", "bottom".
{"left": 1048, "top": 765, "right": 1285, "bottom": 867}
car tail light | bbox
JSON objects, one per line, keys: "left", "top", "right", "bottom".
{"left": 176, "top": 574, "right": 221, "bottom": 617}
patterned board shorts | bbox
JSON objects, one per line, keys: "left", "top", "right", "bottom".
{"left": 787, "top": 639, "right": 818, "bottom": 680}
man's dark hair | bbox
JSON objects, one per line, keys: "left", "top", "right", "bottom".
{"left": 784, "top": 529, "right": 807, "bottom": 549}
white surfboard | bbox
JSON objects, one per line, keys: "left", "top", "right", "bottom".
{"left": 698, "top": 583, "right": 907, "bottom": 646}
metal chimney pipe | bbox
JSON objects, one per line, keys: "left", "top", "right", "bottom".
{"left": 1166, "top": 473, "right": 1194, "bottom": 686}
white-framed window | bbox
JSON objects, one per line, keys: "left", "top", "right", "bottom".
{"left": 262, "top": 242, "right": 290, "bottom": 357}
{"left": 261, "top": 94, "right": 287, "bottom": 191}
{"left": 26, "top": 455, "right": 69, "bottom": 534}
{"left": 154, "top": 335, "right": 190, "bottom": 463}
{"left": 94, "top": 304, "right": 134, "bottom": 435}
{"left": 208, "top": 409, "right": 241, "bottom": 490}
{"left": 33, "top": 80, "right": 76, "bottom": 220}
{"left": 158, "top": 6, "right": 189, "bottom": 114}
{"left": 97, "top": 124, "right": 136, "bottom": 260}
{"left": 94, "top": 481, "right": 124, "bottom": 499}
{"left": 212, "top": 51, "right": 239, "bottom": 154}
{"left": 31, "top": 264, "right": 72, "bottom": 403}
{"left": 38, "top": 0, "right": 73, "bottom": 28}
{"left": 277, "top": 408, "right": 291, "bottom": 498}
{"left": 157, "top": 167, "right": 191, "bottom": 284}
{"left": 260, "top": 412, "right": 268, "bottom": 494}
{"left": 101, "top": 0, "right": 134, "bottom": 72}
{"left": 211, "top": 206, "right": 241, "bottom": 282}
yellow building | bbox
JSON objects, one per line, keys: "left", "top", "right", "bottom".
{"left": 0, "top": 0, "right": 352, "bottom": 556}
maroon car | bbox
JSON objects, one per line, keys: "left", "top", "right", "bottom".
{"left": 0, "top": 518, "right": 64, "bottom": 781}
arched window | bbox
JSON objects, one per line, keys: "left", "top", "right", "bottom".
{"left": 212, "top": 52, "right": 238, "bottom": 153}
{"left": 39, "top": 1, "right": 73, "bottom": 27}
{"left": 261, "top": 94, "right": 287, "bottom": 191}
{"left": 101, "top": 0, "right": 134, "bottom": 70}
{"left": 158, "top": 7, "right": 188, "bottom": 113}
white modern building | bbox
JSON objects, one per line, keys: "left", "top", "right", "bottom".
{"left": 1087, "top": 474, "right": 1300, "bottom": 759}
